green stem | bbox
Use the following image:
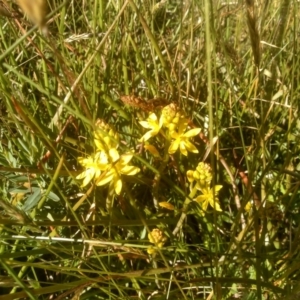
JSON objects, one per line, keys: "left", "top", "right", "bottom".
{"left": 152, "top": 140, "right": 169, "bottom": 210}
{"left": 172, "top": 183, "right": 198, "bottom": 236}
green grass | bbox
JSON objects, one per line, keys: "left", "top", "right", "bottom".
{"left": 0, "top": 0, "right": 299, "bottom": 299}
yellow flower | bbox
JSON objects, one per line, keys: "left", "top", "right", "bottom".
{"left": 147, "top": 246, "right": 156, "bottom": 255}
{"left": 94, "top": 119, "right": 119, "bottom": 151}
{"left": 194, "top": 185, "right": 223, "bottom": 211}
{"left": 139, "top": 113, "right": 163, "bottom": 142}
{"left": 147, "top": 228, "right": 167, "bottom": 254}
{"left": 245, "top": 201, "right": 252, "bottom": 212}
{"left": 187, "top": 162, "right": 212, "bottom": 186}
{"left": 161, "top": 103, "right": 187, "bottom": 132}
{"left": 76, "top": 152, "right": 108, "bottom": 187}
{"left": 168, "top": 120, "right": 201, "bottom": 156}
{"left": 161, "top": 103, "right": 178, "bottom": 126}
{"left": 96, "top": 148, "right": 140, "bottom": 195}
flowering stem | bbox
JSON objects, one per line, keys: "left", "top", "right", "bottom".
{"left": 172, "top": 183, "right": 198, "bottom": 236}
{"left": 106, "top": 183, "right": 115, "bottom": 213}
{"left": 152, "top": 141, "right": 169, "bottom": 210}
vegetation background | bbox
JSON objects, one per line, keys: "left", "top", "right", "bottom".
{"left": 0, "top": 0, "right": 299, "bottom": 299}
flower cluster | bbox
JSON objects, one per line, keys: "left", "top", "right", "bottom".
{"left": 139, "top": 104, "right": 201, "bottom": 156}
{"left": 94, "top": 119, "right": 119, "bottom": 151}
{"left": 187, "top": 162, "right": 212, "bottom": 188}
{"left": 147, "top": 228, "right": 167, "bottom": 255}
{"left": 187, "top": 162, "right": 222, "bottom": 212}
{"left": 76, "top": 120, "right": 140, "bottom": 195}
{"left": 161, "top": 103, "right": 185, "bottom": 132}
{"left": 262, "top": 202, "right": 283, "bottom": 221}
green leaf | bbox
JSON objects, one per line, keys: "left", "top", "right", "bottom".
{"left": 46, "top": 191, "right": 60, "bottom": 202}
{"left": 22, "top": 188, "right": 41, "bottom": 211}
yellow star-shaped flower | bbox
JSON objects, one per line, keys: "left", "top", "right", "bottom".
{"left": 194, "top": 185, "right": 223, "bottom": 211}
{"left": 139, "top": 113, "right": 163, "bottom": 142}
{"left": 76, "top": 151, "right": 108, "bottom": 187}
{"left": 96, "top": 148, "right": 140, "bottom": 195}
{"left": 168, "top": 121, "right": 201, "bottom": 156}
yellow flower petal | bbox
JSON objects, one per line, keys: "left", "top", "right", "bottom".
{"left": 168, "top": 140, "right": 180, "bottom": 154}
{"left": 82, "top": 174, "right": 93, "bottom": 187}
{"left": 195, "top": 195, "right": 207, "bottom": 203}
{"left": 96, "top": 170, "right": 115, "bottom": 186}
{"left": 186, "top": 170, "right": 195, "bottom": 183}
{"left": 179, "top": 142, "right": 188, "bottom": 156}
{"left": 120, "top": 165, "right": 140, "bottom": 175}
{"left": 79, "top": 169, "right": 96, "bottom": 187}
{"left": 120, "top": 153, "right": 133, "bottom": 165}
{"left": 76, "top": 170, "right": 89, "bottom": 180}
{"left": 184, "top": 140, "right": 199, "bottom": 153}
{"left": 109, "top": 148, "right": 120, "bottom": 162}
{"left": 214, "top": 186, "right": 223, "bottom": 193}
{"left": 144, "top": 144, "right": 161, "bottom": 158}
{"left": 94, "top": 139, "right": 105, "bottom": 151}
{"left": 202, "top": 199, "right": 209, "bottom": 211}
{"left": 157, "top": 242, "right": 164, "bottom": 248}
{"left": 193, "top": 170, "right": 200, "bottom": 180}
{"left": 139, "top": 121, "right": 151, "bottom": 128}
{"left": 114, "top": 178, "right": 123, "bottom": 195}
{"left": 211, "top": 201, "right": 222, "bottom": 212}
{"left": 147, "top": 246, "right": 156, "bottom": 255}
{"left": 158, "top": 114, "right": 164, "bottom": 128}
{"left": 139, "top": 131, "right": 155, "bottom": 142}
{"left": 184, "top": 128, "right": 201, "bottom": 137}
{"left": 77, "top": 156, "right": 94, "bottom": 167}
{"left": 159, "top": 202, "right": 175, "bottom": 210}
{"left": 170, "top": 131, "right": 180, "bottom": 139}
{"left": 148, "top": 112, "right": 158, "bottom": 122}
{"left": 245, "top": 201, "right": 252, "bottom": 212}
